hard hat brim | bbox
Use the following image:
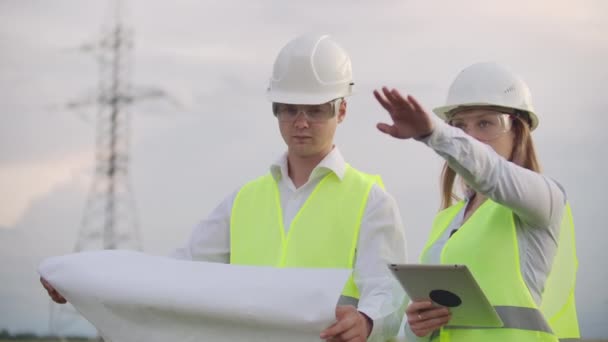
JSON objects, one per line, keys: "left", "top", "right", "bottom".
{"left": 266, "top": 90, "right": 350, "bottom": 105}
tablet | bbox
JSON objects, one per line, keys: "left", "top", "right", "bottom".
{"left": 389, "top": 264, "right": 503, "bottom": 327}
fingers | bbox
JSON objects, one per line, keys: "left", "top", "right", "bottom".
{"left": 406, "top": 302, "right": 451, "bottom": 338}
{"left": 335, "top": 326, "right": 360, "bottom": 341}
{"left": 381, "top": 87, "right": 399, "bottom": 105}
{"left": 374, "top": 87, "right": 417, "bottom": 114}
{"left": 41, "top": 277, "right": 67, "bottom": 304}
{"left": 321, "top": 306, "right": 367, "bottom": 341}
{"left": 373, "top": 87, "right": 402, "bottom": 109}
{"left": 406, "top": 300, "right": 435, "bottom": 314}
{"left": 40, "top": 277, "right": 49, "bottom": 288}
{"left": 410, "top": 306, "right": 450, "bottom": 324}
{"left": 386, "top": 88, "right": 416, "bottom": 112}
{"left": 373, "top": 89, "right": 393, "bottom": 112}
{"left": 381, "top": 88, "right": 406, "bottom": 113}
{"left": 410, "top": 312, "right": 451, "bottom": 337}
{"left": 407, "top": 301, "right": 450, "bottom": 323}
{"left": 52, "top": 293, "right": 67, "bottom": 304}
{"left": 388, "top": 88, "right": 412, "bottom": 109}
{"left": 407, "top": 94, "right": 425, "bottom": 113}
{"left": 376, "top": 123, "right": 398, "bottom": 137}
{"left": 374, "top": 87, "right": 431, "bottom": 140}
{"left": 48, "top": 288, "right": 67, "bottom": 304}
{"left": 321, "top": 313, "right": 355, "bottom": 339}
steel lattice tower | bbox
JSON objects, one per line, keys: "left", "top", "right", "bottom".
{"left": 74, "top": 0, "right": 141, "bottom": 253}
{"left": 50, "top": 0, "right": 142, "bottom": 338}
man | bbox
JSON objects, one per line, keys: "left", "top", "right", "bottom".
{"left": 43, "top": 34, "right": 407, "bottom": 342}
{"left": 171, "top": 34, "right": 407, "bottom": 341}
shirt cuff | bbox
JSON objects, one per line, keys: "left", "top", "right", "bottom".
{"left": 364, "top": 311, "right": 383, "bottom": 342}
{"left": 357, "top": 311, "right": 376, "bottom": 340}
{"left": 417, "top": 116, "right": 462, "bottom": 149}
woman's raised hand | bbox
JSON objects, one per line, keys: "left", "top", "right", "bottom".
{"left": 373, "top": 87, "right": 435, "bottom": 140}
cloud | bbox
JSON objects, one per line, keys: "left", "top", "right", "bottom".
{"left": 0, "top": 178, "right": 91, "bottom": 335}
{"left": 0, "top": 153, "right": 92, "bottom": 227}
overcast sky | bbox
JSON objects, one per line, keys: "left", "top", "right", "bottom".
{"left": 1, "top": 0, "right": 606, "bottom": 338}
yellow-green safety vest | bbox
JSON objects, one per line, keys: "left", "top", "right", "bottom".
{"left": 230, "top": 165, "right": 382, "bottom": 304}
{"left": 421, "top": 199, "right": 579, "bottom": 342}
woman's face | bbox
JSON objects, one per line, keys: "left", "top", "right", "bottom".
{"left": 448, "top": 108, "right": 515, "bottom": 160}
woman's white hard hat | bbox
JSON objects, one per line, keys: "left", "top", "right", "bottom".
{"left": 433, "top": 62, "right": 539, "bottom": 130}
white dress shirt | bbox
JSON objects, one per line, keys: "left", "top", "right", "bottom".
{"left": 172, "top": 147, "right": 408, "bottom": 341}
{"left": 405, "top": 117, "right": 566, "bottom": 341}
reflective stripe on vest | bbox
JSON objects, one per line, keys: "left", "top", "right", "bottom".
{"left": 432, "top": 332, "right": 580, "bottom": 342}
{"left": 230, "top": 165, "right": 381, "bottom": 300}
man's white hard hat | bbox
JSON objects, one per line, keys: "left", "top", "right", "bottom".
{"left": 267, "top": 34, "right": 354, "bottom": 105}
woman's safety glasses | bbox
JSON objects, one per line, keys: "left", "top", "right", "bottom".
{"left": 448, "top": 111, "right": 513, "bottom": 141}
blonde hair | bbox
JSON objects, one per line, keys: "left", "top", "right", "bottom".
{"left": 440, "top": 114, "right": 541, "bottom": 209}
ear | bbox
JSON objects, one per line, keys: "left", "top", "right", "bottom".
{"left": 337, "top": 100, "right": 347, "bottom": 123}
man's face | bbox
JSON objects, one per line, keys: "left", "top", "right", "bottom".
{"left": 274, "top": 100, "right": 345, "bottom": 159}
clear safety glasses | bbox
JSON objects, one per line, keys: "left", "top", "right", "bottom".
{"left": 448, "top": 111, "right": 513, "bottom": 141}
{"left": 273, "top": 100, "right": 339, "bottom": 123}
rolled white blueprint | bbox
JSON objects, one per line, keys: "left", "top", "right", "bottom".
{"left": 39, "top": 250, "right": 351, "bottom": 342}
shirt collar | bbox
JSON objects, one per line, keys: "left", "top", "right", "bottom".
{"left": 270, "top": 146, "right": 347, "bottom": 182}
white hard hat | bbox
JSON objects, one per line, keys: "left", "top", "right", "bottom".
{"left": 267, "top": 34, "right": 354, "bottom": 105}
{"left": 433, "top": 62, "right": 539, "bottom": 130}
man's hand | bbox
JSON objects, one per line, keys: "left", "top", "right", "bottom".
{"left": 320, "top": 305, "right": 372, "bottom": 341}
{"left": 40, "top": 277, "right": 67, "bottom": 304}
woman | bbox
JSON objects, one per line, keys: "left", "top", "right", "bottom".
{"left": 373, "top": 62, "right": 579, "bottom": 341}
